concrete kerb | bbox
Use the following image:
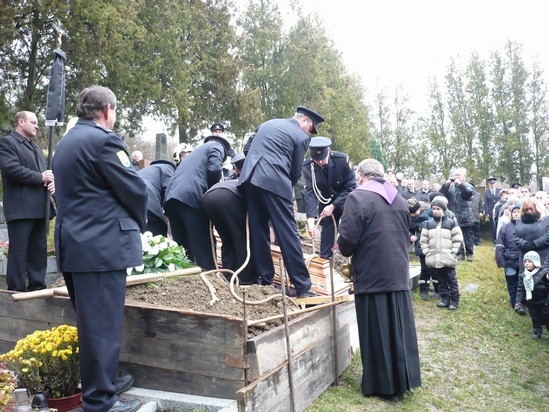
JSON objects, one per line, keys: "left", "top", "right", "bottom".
{"left": 10, "top": 387, "right": 237, "bottom": 412}
{"left": 121, "top": 387, "right": 237, "bottom": 412}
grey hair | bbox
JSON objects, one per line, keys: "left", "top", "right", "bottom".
{"left": 356, "top": 158, "right": 384, "bottom": 179}
{"left": 452, "top": 167, "right": 467, "bottom": 177}
{"left": 76, "top": 85, "right": 117, "bottom": 120}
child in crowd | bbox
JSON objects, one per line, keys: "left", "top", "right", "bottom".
{"left": 407, "top": 198, "right": 439, "bottom": 300}
{"left": 515, "top": 251, "right": 549, "bottom": 339}
{"left": 420, "top": 196, "right": 463, "bottom": 310}
{"left": 495, "top": 204, "right": 522, "bottom": 310}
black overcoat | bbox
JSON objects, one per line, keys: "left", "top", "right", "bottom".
{"left": 138, "top": 163, "right": 173, "bottom": 220}
{"left": 0, "top": 131, "right": 51, "bottom": 221}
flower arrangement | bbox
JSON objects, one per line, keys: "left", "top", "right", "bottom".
{"left": 0, "top": 325, "right": 80, "bottom": 399}
{"left": 127, "top": 232, "right": 193, "bottom": 275}
{"left": 0, "top": 362, "right": 17, "bottom": 408}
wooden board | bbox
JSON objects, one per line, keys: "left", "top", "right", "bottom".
{"left": 247, "top": 300, "right": 355, "bottom": 379}
{"left": 237, "top": 325, "right": 351, "bottom": 412}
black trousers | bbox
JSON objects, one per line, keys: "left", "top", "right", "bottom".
{"left": 164, "top": 199, "right": 215, "bottom": 270}
{"left": 243, "top": 184, "right": 311, "bottom": 294}
{"left": 527, "top": 302, "right": 549, "bottom": 336}
{"left": 63, "top": 270, "right": 126, "bottom": 412}
{"left": 418, "top": 255, "right": 438, "bottom": 293}
{"left": 203, "top": 187, "right": 257, "bottom": 284}
{"left": 457, "top": 225, "right": 474, "bottom": 257}
{"left": 144, "top": 212, "right": 168, "bottom": 237}
{"left": 318, "top": 207, "right": 342, "bottom": 259}
{"left": 6, "top": 218, "right": 47, "bottom": 291}
{"left": 431, "top": 267, "right": 460, "bottom": 303}
{"left": 473, "top": 221, "right": 481, "bottom": 244}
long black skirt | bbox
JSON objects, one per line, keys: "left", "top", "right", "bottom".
{"left": 355, "top": 291, "right": 422, "bottom": 396}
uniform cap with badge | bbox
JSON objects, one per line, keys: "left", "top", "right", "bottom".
{"left": 204, "top": 135, "right": 231, "bottom": 156}
{"left": 309, "top": 137, "right": 332, "bottom": 161}
{"left": 210, "top": 122, "right": 224, "bottom": 133}
{"left": 296, "top": 106, "right": 325, "bottom": 134}
{"left": 231, "top": 153, "right": 245, "bottom": 169}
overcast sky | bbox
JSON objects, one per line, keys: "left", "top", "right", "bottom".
{"left": 144, "top": 0, "right": 549, "bottom": 140}
{"left": 269, "top": 0, "right": 549, "bottom": 112}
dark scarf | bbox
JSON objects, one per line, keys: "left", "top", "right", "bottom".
{"left": 522, "top": 212, "right": 541, "bottom": 224}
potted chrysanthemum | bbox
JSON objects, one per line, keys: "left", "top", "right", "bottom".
{"left": 0, "top": 325, "right": 81, "bottom": 410}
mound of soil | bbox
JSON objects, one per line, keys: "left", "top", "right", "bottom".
{"left": 124, "top": 273, "right": 301, "bottom": 337}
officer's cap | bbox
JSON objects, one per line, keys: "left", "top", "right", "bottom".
{"left": 296, "top": 105, "right": 325, "bottom": 134}
{"left": 309, "top": 137, "right": 332, "bottom": 161}
{"left": 511, "top": 182, "right": 521, "bottom": 189}
{"left": 231, "top": 153, "right": 245, "bottom": 168}
{"left": 204, "top": 135, "right": 231, "bottom": 155}
{"left": 150, "top": 159, "right": 176, "bottom": 171}
{"left": 487, "top": 177, "right": 497, "bottom": 182}
{"left": 210, "top": 122, "right": 225, "bottom": 133}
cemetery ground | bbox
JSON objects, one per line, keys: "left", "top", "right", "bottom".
{"left": 1, "top": 230, "right": 548, "bottom": 411}
{"left": 308, "top": 239, "right": 549, "bottom": 411}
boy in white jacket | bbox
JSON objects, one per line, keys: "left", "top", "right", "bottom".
{"left": 421, "top": 196, "right": 464, "bottom": 310}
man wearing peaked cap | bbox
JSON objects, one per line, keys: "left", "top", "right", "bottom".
{"left": 296, "top": 105, "right": 325, "bottom": 134}
{"left": 237, "top": 105, "right": 325, "bottom": 298}
{"left": 484, "top": 176, "right": 500, "bottom": 244}
{"left": 164, "top": 134, "right": 232, "bottom": 270}
{"left": 302, "top": 137, "right": 356, "bottom": 259}
{"left": 210, "top": 122, "right": 225, "bottom": 135}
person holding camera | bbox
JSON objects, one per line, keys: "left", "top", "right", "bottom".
{"left": 440, "top": 167, "right": 475, "bottom": 261}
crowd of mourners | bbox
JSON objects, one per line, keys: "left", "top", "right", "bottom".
{"left": 391, "top": 170, "right": 549, "bottom": 339}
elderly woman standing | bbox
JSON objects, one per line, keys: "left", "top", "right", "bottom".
{"left": 337, "top": 159, "right": 421, "bottom": 402}
{"left": 513, "top": 197, "right": 549, "bottom": 271}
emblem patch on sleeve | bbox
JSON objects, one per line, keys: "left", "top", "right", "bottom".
{"left": 117, "top": 150, "right": 131, "bottom": 167}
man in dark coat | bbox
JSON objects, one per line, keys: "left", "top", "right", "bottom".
{"left": 302, "top": 137, "right": 356, "bottom": 259}
{"left": 484, "top": 177, "right": 500, "bottom": 243}
{"left": 0, "top": 111, "right": 55, "bottom": 291}
{"left": 53, "top": 86, "right": 146, "bottom": 412}
{"left": 203, "top": 177, "right": 257, "bottom": 284}
{"left": 237, "top": 106, "right": 324, "bottom": 298}
{"left": 440, "top": 167, "right": 475, "bottom": 261}
{"left": 137, "top": 160, "right": 175, "bottom": 236}
{"left": 164, "top": 135, "right": 231, "bottom": 270}
{"left": 337, "top": 158, "right": 421, "bottom": 401}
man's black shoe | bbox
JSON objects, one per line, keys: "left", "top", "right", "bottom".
{"left": 114, "top": 374, "right": 135, "bottom": 396}
{"left": 297, "top": 290, "right": 318, "bottom": 299}
{"left": 109, "top": 399, "right": 141, "bottom": 412}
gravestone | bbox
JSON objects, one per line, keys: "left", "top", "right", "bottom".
{"left": 155, "top": 133, "right": 168, "bottom": 160}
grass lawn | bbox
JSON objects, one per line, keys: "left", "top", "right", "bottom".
{"left": 308, "top": 240, "right": 549, "bottom": 411}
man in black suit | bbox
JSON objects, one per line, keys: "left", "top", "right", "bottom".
{"left": 0, "top": 111, "right": 55, "bottom": 291}
{"left": 484, "top": 177, "right": 500, "bottom": 243}
{"left": 164, "top": 134, "right": 231, "bottom": 270}
{"left": 237, "top": 106, "right": 325, "bottom": 298}
{"left": 302, "top": 137, "right": 356, "bottom": 259}
{"left": 138, "top": 160, "right": 175, "bottom": 236}
{"left": 53, "top": 86, "right": 146, "bottom": 412}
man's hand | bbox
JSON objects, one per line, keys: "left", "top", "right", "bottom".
{"left": 42, "top": 170, "right": 54, "bottom": 183}
{"left": 320, "top": 204, "right": 335, "bottom": 219}
{"left": 46, "top": 181, "right": 55, "bottom": 195}
{"left": 410, "top": 235, "right": 417, "bottom": 243}
{"left": 307, "top": 218, "right": 317, "bottom": 239}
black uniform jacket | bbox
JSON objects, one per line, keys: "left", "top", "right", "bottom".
{"left": 238, "top": 118, "right": 309, "bottom": 201}
{"left": 164, "top": 140, "right": 225, "bottom": 209}
{"left": 52, "top": 119, "right": 147, "bottom": 272}
{"left": 302, "top": 151, "right": 356, "bottom": 217}
{"left": 0, "top": 131, "right": 51, "bottom": 222}
{"left": 138, "top": 163, "right": 174, "bottom": 220}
